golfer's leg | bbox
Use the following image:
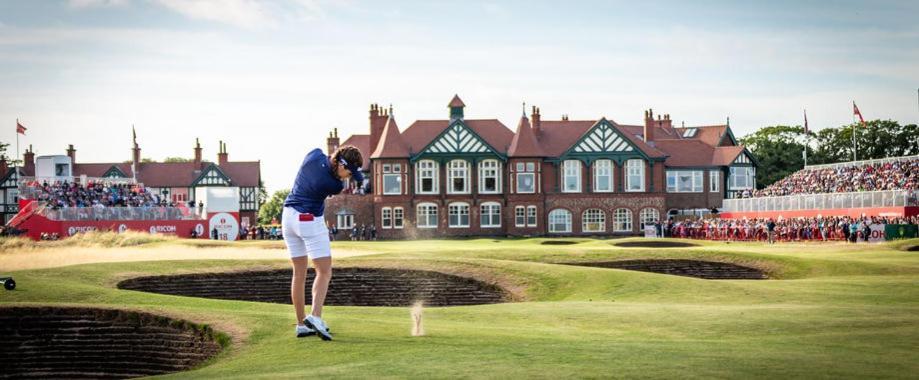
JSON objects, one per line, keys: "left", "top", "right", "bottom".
{"left": 291, "top": 256, "right": 308, "bottom": 324}
{"left": 310, "top": 257, "right": 332, "bottom": 317}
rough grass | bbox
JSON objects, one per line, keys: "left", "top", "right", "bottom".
{"left": 0, "top": 231, "right": 174, "bottom": 252}
{"left": 2, "top": 237, "right": 918, "bottom": 379}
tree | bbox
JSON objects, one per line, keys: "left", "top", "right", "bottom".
{"left": 164, "top": 157, "right": 192, "bottom": 163}
{"left": 739, "top": 125, "right": 810, "bottom": 188}
{"left": 257, "top": 179, "right": 268, "bottom": 208}
{"left": 258, "top": 189, "right": 290, "bottom": 225}
{"left": 813, "top": 120, "right": 919, "bottom": 164}
{"left": 0, "top": 141, "right": 22, "bottom": 166}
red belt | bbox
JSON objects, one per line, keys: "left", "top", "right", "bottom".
{"left": 299, "top": 213, "right": 315, "bottom": 222}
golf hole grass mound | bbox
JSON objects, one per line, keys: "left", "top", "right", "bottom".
{"left": 118, "top": 268, "right": 508, "bottom": 307}
{"left": 540, "top": 240, "right": 580, "bottom": 246}
{"left": 572, "top": 259, "right": 767, "bottom": 279}
{"left": 613, "top": 241, "right": 700, "bottom": 248}
{"left": 0, "top": 306, "right": 222, "bottom": 379}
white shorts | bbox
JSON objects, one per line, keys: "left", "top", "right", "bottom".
{"left": 282, "top": 207, "right": 331, "bottom": 259}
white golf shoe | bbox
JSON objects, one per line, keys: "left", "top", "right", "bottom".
{"left": 304, "top": 315, "right": 333, "bottom": 341}
{"left": 295, "top": 324, "right": 316, "bottom": 338}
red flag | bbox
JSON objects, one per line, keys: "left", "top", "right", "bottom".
{"left": 16, "top": 121, "right": 26, "bottom": 135}
{"left": 803, "top": 109, "right": 809, "bottom": 133}
{"left": 853, "top": 102, "right": 866, "bottom": 127}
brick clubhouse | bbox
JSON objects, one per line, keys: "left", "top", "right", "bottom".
{"left": 325, "top": 95, "right": 757, "bottom": 238}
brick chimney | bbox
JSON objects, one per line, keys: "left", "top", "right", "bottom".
{"left": 24, "top": 145, "right": 34, "bottom": 174}
{"left": 326, "top": 128, "right": 340, "bottom": 155}
{"left": 643, "top": 109, "right": 655, "bottom": 142}
{"left": 218, "top": 140, "right": 228, "bottom": 166}
{"left": 530, "top": 106, "right": 542, "bottom": 137}
{"left": 66, "top": 144, "right": 76, "bottom": 163}
{"left": 657, "top": 113, "right": 673, "bottom": 135}
{"left": 369, "top": 103, "right": 387, "bottom": 155}
{"left": 0, "top": 155, "right": 8, "bottom": 176}
{"left": 193, "top": 138, "right": 202, "bottom": 167}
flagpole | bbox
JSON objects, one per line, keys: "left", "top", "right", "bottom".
{"left": 852, "top": 101, "right": 857, "bottom": 162}
{"left": 803, "top": 109, "right": 808, "bottom": 167}
{"left": 15, "top": 118, "right": 20, "bottom": 170}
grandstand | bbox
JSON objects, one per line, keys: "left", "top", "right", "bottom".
{"left": 7, "top": 176, "right": 210, "bottom": 240}
{"left": 722, "top": 155, "right": 919, "bottom": 219}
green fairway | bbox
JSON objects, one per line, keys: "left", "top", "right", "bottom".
{"left": 2, "top": 237, "right": 918, "bottom": 379}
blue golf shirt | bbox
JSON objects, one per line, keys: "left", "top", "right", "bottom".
{"left": 283, "top": 148, "right": 345, "bottom": 217}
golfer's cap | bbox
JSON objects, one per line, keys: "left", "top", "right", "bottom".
{"left": 346, "top": 162, "right": 364, "bottom": 183}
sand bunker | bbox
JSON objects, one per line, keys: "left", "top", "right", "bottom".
{"left": 0, "top": 306, "right": 222, "bottom": 379}
{"left": 118, "top": 268, "right": 508, "bottom": 307}
{"left": 540, "top": 240, "right": 580, "bottom": 246}
{"left": 571, "top": 259, "right": 767, "bottom": 279}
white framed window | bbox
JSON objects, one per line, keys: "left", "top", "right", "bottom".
{"left": 515, "top": 162, "right": 536, "bottom": 193}
{"left": 527, "top": 206, "right": 537, "bottom": 227}
{"left": 515, "top": 206, "right": 526, "bottom": 227}
{"left": 447, "top": 160, "right": 470, "bottom": 194}
{"left": 613, "top": 208, "right": 633, "bottom": 232}
{"left": 416, "top": 160, "right": 439, "bottom": 194}
{"left": 393, "top": 207, "right": 404, "bottom": 229}
{"left": 381, "top": 207, "right": 392, "bottom": 229}
{"left": 593, "top": 159, "right": 613, "bottom": 192}
{"left": 336, "top": 214, "right": 354, "bottom": 230}
{"left": 417, "top": 203, "right": 438, "bottom": 228}
{"left": 480, "top": 202, "right": 501, "bottom": 228}
{"left": 582, "top": 209, "right": 606, "bottom": 233}
{"left": 626, "top": 159, "right": 645, "bottom": 192}
{"left": 478, "top": 159, "right": 501, "bottom": 194}
{"left": 562, "top": 160, "right": 581, "bottom": 193}
{"left": 448, "top": 202, "right": 470, "bottom": 228}
{"left": 639, "top": 208, "right": 659, "bottom": 229}
{"left": 729, "top": 166, "right": 755, "bottom": 189}
{"left": 710, "top": 170, "right": 721, "bottom": 192}
{"left": 382, "top": 163, "right": 402, "bottom": 195}
{"left": 666, "top": 170, "right": 704, "bottom": 192}
{"left": 548, "top": 209, "right": 572, "bottom": 233}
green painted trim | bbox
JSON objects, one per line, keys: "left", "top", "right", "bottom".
{"left": 558, "top": 119, "right": 652, "bottom": 162}
{"left": 649, "top": 161, "right": 655, "bottom": 192}
{"left": 192, "top": 163, "right": 232, "bottom": 186}
{"left": 718, "top": 126, "right": 738, "bottom": 146}
{"left": 410, "top": 119, "right": 506, "bottom": 163}
{"left": 102, "top": 165, "right": 128, "bottom": 178}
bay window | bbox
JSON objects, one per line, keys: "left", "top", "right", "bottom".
{"left": 478, "top": 160, "right": 501, "bottom": 193}
{"left": 666, "top": 170, "right": 704, "bottom": 192}
{"left": 593, "top": 159, "right": 612, "bottom": 192}
{"left": 447, "top": 160, "right": 470, "bottom": 194}
{"left": 416, "top": 160, "right": 439, "bottom": 194}
{"left": 562, "top": 160, "right": 581, "bottom": 193}
{"left": 626, "top": 159, "right": 645, "bottom": 192}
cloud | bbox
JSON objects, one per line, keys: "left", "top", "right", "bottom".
{"left": 152, "top": 0, "right": 277, "bottom": 29}
{"left": 68, "top": 0, "right": 129, "bottom": 8}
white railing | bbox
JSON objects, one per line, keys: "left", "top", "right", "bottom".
{"left": 723, "top": 189, "right": 919, "bottom": 213}
{"left": 39, "top": 206, "right": 204, "bottom": 221}
{"left": 804, "top": 155, "right": 919, "bottom": 170}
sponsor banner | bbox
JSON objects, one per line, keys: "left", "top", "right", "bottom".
{"left": 644, "top": 225, "right": 658, "bottom": 238}
{"left": 885, "top": 224, "right": 919, "bottom": 240}
{"left": 862, "top": 223, "right": 886, "bottom": 243}
{"left": 208, "top": 212, "right": 240, "bottom": 241}
{"left": 60, "top": 219, "right": 207, "bottom": 238}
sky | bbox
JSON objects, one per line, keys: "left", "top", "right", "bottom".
{"left": 1, "top": 0, "right": 917, "bottom": 193}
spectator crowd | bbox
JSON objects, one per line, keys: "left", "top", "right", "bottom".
{"left": 661, "top": 215, "right": 918, "bottom": 243}
{"left": 24, "top": 179, "right": 196, "bottom": 221}
{"left": 744, "top": 158, "right": 919, "bottom": 198}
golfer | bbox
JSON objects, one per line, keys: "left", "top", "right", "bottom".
{"left": 283, "top": 145, "right": 363, "bottom": 340}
